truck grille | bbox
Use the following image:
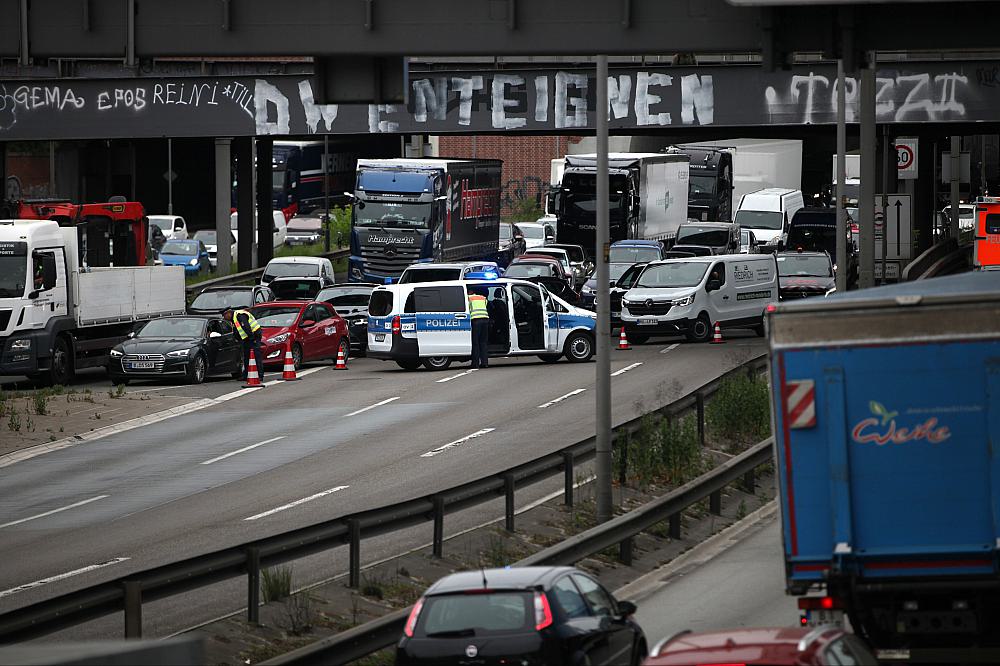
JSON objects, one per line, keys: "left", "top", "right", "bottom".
{"left": 0, "top": 310, "right": 10, "bottom": 331}
{"left": 124, "top": 353, "right": 166, "bottom": 373}
{"left": 360, "top": 245, "right": 424, "bottom": 277}
{"left": 626, "top": 301, "right": 673, "bottom": 316}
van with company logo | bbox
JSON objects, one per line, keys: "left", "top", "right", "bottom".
{"left": 366, "top": 278, "right": 596, "bottom": 370}
{"left": 620, "top": 255, "right": 777, "bottom": 344}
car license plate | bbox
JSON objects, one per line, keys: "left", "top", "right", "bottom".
{"left": 638, "top": 318, "right": 658, "bottom": 326}
{"left": 803, "top": 609, "right": 845, "bottom": 628}
{"left": 127, "top": 361, "right": 155, "bottom": 369}
{"left": 374, "top": 334, "right": 386, "bottom": 342}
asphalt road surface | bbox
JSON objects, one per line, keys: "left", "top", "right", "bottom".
{"left": 0, "top": 333, "right": 765, "bottom": 640}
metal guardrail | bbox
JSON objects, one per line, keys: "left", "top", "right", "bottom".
{"left": 0, "top": 354, "right": 766, "bottom": 644}
{"left": 182, "top": 248, "right": 350, "bottom": 295}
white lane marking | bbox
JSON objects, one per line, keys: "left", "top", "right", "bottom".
{"left": 659, "top": 343, "right": 680, "bottom": 354}
{"left": 436, "top": 369, "right": 477, "bottom": 383}
{"left": 537, "top": 388, "right": 586, "bottom": 409}
{"left": 244, "top": 486, "right": 350, "bottom": 521}
{"left": 611, "top": 362, "right": 643, "bottom": 377}
{"left": 421, "top": 428, "right": 496, "bottom": 458}
{"left": 344, "top": 396, "right": 400, "bottom": 417}
{"left": 0, "top": 557, "right": 131, "bottom": 600}
{"left": 0, "top": 495, "right": 109, "bottom": 530}
{"left": 201, "top": 436, "right": 286, "bottom": 465}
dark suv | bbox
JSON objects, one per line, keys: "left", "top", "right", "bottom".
{"left": 674, "top": 221, "right": 740, "bottom": 254}
{"left": 787, "top": 207, "right": 858, "bottom": 288}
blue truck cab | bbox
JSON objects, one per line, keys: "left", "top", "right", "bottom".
{"left": 768, "top": 271, "right": 1000, "bottom": 657}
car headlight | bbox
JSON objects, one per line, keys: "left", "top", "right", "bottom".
{"left": 266, "top": 332, "right": 290, "bottom": 345}
{"left": 351, "top": 267, "right": 363, "bottom": 279}
{"left": 11, "top": 339, "right": 31, "bottom": 350}
{"left": 110, "top": 348, "right": 124, "bottom": 357}
{"left": 672, "top": 294, "right": 695, "bottom": 307}
{"left": 189, "top": 258, "right": 199, "bottom": 266}
{"left": 353, "top": 318, "right": 366, "bottom": 326}
{"left": 580, "top": 285, "right": 594, "bottom": 294}
{"left": 167, "top": 348, "right": 191, "bottom": 358}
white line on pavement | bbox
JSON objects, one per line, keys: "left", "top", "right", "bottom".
{"left": 537, "top": 388, "right": 587, "bottom": 409}
{"left": 344, "top": 396, "right": 400, "bottom": 417}
{"left": 421, "top": 428, "right": 496, "bottom": 458}
{"left": 0, "top": 495, "right": 109, "bottom": 530}
{"left": 659, "top": 343, "right": 680, "bottom": 354}
{"left": 436, "top": 369, "right": 477, "bottom": 383}
{"left": 201, "top": 436, "right": 286, "bottom": 465}
{"left": 244, "top": 486, "right": 350, "bottom": 521}
{"left": 0, "top": 557, "right": 131, "bottom": 600}
{"left": 611, "top": 362, "right": 643, "bottom": 377}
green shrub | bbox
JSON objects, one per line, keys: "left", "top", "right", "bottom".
{"left": 706, "top": 372, "right": 771, "bottom": 447}
{"left": 261, "top": 565, "right": 293, "bottom": 603}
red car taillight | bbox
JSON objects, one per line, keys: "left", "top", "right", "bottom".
{"left": 403, "top": 597, "right": 424, "bottom": 637}
{"left": 533, "top": 591, "right": 553, "bottom": 631}
{"left": 797, "top": 596, "right": 842, "bottom": 611}
{"left": 392, "top": 315, "right": 401, "bottom": 334}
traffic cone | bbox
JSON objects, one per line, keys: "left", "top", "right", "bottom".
{"left": 243, "top": 350, "right": 264, "bottom": 387}
{"left": 334, "top": 345, "right": 348, "bottom": 370}
{"left": 710, "top": 322, "right": 725, "bottom": 344}
{"left": 281, "top": 340, "right": 299, "bottom": 381}
{"left": 618, "top": 327, "right": 631, "bottom": 350}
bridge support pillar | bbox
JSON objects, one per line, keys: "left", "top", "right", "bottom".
{"left": 215, "top": 138, "right": 233, "bottom": 276}
{"left": 235, "top": 137, "right": 256, "bottom": 271}
{"left": 859, "top": 56, "right": 877, "bottom": 289}
{"left": 256, "top": 138, "right": 274, "bottom": 268}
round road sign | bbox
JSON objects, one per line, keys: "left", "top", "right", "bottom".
{"left": 896, "top": 144, "right": 915, "bottom": 171}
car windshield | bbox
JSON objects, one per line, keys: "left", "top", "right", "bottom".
{"left": 194, "top": 230, "right": 217, "bottom": 244}
{"left": 398, "top": 268, "right": 462, "bottom": 284}
{"left": 616, "top": 264, "right": 644, "bottom": 288}
{"left": 138, "top": 318, "right": 206, "bottom": 338}
{"left": 778, "top": 255, "right": 833, "bottom": 277}
{"left": 677, "top": 227, "right": 729, "bottom": 247}
{"left": 264, "top": 263, "right": 320, "bottom": 280}
{"left": 250, "top": 306, "right": 301, "bottom": 327}
{"left": 736, "top": 210, "right": 784, "bottom": 231}
{"left": 317, "top": 287, "right": 373, "bottom": 307}
{"left": 609, "top": 246, "right": 660, "bottom": 264}
{"left": 356, "top": 201, "right": 431, "bottom": 229}
{"left": 532, "top": 252, "right": 570, "bottom": 268}
{"left": 787, "top": 224, "right": 837, "bottom": 255}
{"left": 270, "top": 280, "right": 322, "bottom": 300}
{"left": 417, "top": 592, "right": 532, "bottom": 637}
{"left": 0, "top": 253, "right": 27, "bottom": 298}
{"left": 552, "top": 245, "right": 586, "bottom": 262}
{"left": 499, "top": 224, "right": 512, "bottom": 240}
{"left": 689, "top": 174, "right": 717, "bottom": 196}
{"left": 191, "top": 289, "right": 253, "bottom": 309}
{"left": 609, "top": 263, "right": 633, "bottom": 281}
{"left": 287, "top": 217, "right": 323, "bottom": 231}
{"left": 505, "top": 263, "right": 553, "bottom": 279}
{"left": 519, "top": 225, "right": 545, "bottom": 239}
{"left": 161, "top": 241, "right": 197, "bottom": 256}
{"left": 636, "top": 262, "right": 709, "bottom": 288}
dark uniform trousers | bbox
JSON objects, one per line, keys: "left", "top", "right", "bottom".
{"left": 471, "top": 319, "right": 490, "bottom": 369}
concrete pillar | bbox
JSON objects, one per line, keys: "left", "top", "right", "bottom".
{"left": 595, "top": 54, "right": 613, "bottom": 524}
{"left": 255, "top": 138, "right": 274, "bottom": 268}
{"left": 950, "top": 135, "right": 961, "bottom": 239}
{"left": 858, "top": 60, "right": 876, "bottom": 290}
{"left": 835, "top": 59, "right": 847, "bottom": 293}
{"left": 214, "top": 138, "right": 233, "bottom": 276}
{"left": 234, "top": 137, "right": 256, "bottom": 271}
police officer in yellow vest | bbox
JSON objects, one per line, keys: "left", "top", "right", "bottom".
{"left": 224, "top": 308, "right": 266, "bottom": 382}
{"left": 468, "top": 288, "right": 491, "bottom": 369}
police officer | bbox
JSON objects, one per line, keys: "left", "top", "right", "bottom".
{"left": 225, "top": 308, "right": 265, "bottom": 383}
{"left": 468, "top": 288, "right": 490, "bottom": 369}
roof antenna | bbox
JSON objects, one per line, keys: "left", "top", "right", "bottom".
{"left": 481, "top": 567, "right": 488, "bottom": 589}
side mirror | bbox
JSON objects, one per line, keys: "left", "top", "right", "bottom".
{"left": 776, "top": 240, "right": 786, "bottom": 251}
{"left": 300, "top": 319, "right": 316, "bottom": 328}
{"left": 706, "top": 279, "right": 722, "bottom": 292}
{"left": 127, "top": 331, "right": 137, "bottom": 338}
{"left": 617, "top": 600, "right": 637, "bottom": 618}
{"left": 209, "top": 331, "right": 223, "bottom": 338}
{"left": 27, "top": 290, "right": 39, "bottom": 300}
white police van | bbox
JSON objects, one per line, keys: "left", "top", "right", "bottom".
{"left": 621, "top": 254, "right": 777, "bottom": 343}
{"left": 367, "top": 278, "right": 596, "bottom": 370}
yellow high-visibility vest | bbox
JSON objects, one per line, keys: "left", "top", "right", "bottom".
{"left": 233, "top": 309, "right": 261, "bottom": 339}
{"left": 469, "top": 294, "right": 489, "bottom": 320}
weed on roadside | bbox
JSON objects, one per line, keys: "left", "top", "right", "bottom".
{"left": 109, "top": 384, "right": 127, "bottom": 399}
{"left": 360, "top": 571, "right": 385, "bottom": 600}
{"left": 261, "top": 565, "right": 293, "bottom": 603}
{"left": 706, "top": 373, "right": 770, "bottom": 450}
{"left": 7, "top": 411, "right": 21, "bottom": 432}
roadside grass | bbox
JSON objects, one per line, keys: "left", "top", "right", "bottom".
{"left": 613, "top": 413, "right": 705, "bottom": 490}
{"left": 705, "top": 371, "right": 771, "bottom": 452}
{"left": 261, "top": 565, "right": 293, "bottom": 603}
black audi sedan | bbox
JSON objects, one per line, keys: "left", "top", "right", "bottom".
{"left": 397, "top": 566, "right": 646, "bottom": 666}
{"left": 108, "top": 316, "right": 244, "bottom": 385}
{"left": 316, "top": 283, "right": 377, "bottom": 356}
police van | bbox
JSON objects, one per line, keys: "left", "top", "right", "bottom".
{"left": 620, "top": 254, "right": 777, "bottom": 343}
{"left": 367, "top": 278, "right": 597, "bottom": 370}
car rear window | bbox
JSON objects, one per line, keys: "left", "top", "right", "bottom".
{"left": 191, "top": 290, "right": 251, "bottom": 309}
{"left": 398, "top": 268, "right": 462, "bottom": 284}
{"left": 270, "top": 280, "right": 321, "bottom": 300}
{"left": 417, "top": 592, "right": 532, "bottom": 637}
{"left": 414, "top": 286, "right": 466, "bottom": 313}
{"left": 368, "top": 290, "right": 393, "bottom": 317}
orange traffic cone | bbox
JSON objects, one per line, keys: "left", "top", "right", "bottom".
{"left": 618, "top": 327, "right": 631, "bottom": 350}
{"left": 334, "top": 345, "right": 348, "bottom": 370}
{"left": 281, "top": 340, "right": 299, "bottom": 381}
{"left": 243, "top": 349, "right": 264, "bottom": 387}
{"left": 710, "top": 322, "right": 725, "bottom": 344}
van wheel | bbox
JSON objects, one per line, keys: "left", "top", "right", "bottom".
{"left": 685, "top": 313, "right": 713, "bottom": 343}
{"left": 422, "top": 356, "right": 452, "bottom": 371}
{"left": 564, "top": 332, "right": 594, "bottom": 363}
{"left": 752, "top": 319, "right": 766, "bottom": 337}
{"left": 538, "top": 353, "right": 562, "bottom": 363}
{"left": 395, "top": 359, "right": 422, "bottom": 371}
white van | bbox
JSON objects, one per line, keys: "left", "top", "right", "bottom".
{"left": 620, "top": 255, "right": 777, "bottom": 343}
{"left": 148, "top": 215, "right": 188, "bottom": 240}
{"left": 367, "top": 278, "right": 596, "bottom": 370}
{"left": 734, "top": 188, "right": 804, "bottom": 249}
{"left": 230, "top": 211, "right": 288, "bottom": 250}
{"left": 261, "top": 256, "right": 336, "bottom": 286}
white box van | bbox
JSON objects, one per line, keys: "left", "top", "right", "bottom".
{"left": 261, "top": 256, "right": 336, "bottom": 286}
{"left": 367, "top": 278, "right": 596, "bottom": 370}
{"left": 620, "top": 255, "right": 777, "bottom": 343}
{"left": 230, "top": 211, "right": 288, "bottom": 250}
{"left": 734, "top": 188, "right": 804, "bottom": 249}
{"left": 148, "top": 215, "right": 188, "bottom": 240}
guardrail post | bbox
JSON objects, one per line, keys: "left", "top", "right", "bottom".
{"left": 246, "top": 547, "right": 260, "bottom": 624}
{"left": 743, "top": 468, "right": 756, "bottom": 494}
{"left": 668, "top": 513, "right": 681, "bottom": 540}
{"left": 709, "top": 490, "right": 722, "bottom": 516}
{"left": 696, "top": 393, "right": 705, "bottom": 447}
{"left": 619, "top": 537, "right": 633, "bottom": 565}
{"left": 503, "top": 473, "right": 516, "bottom": 532}
{"left": 123, "top": 581, "right": 142, "bottom": 638}
{"left": 348, "top": 519, "right": 361, "bottom": 588}
{"left": 432, "top": 496, "right": 445, "bottom": 558}
{"left": 562, "top": 451, "right": 574, "bottom": 507}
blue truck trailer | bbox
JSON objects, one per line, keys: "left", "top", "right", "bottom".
{"left": 768, "top": 271, "right": 1000, "bottom": 660}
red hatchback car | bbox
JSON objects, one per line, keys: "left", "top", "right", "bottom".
{"left": 250, "top": 301, "right": 350, "bottom": 369}
{"left": 643, "top": 627, "right": 877, "bottom": 666}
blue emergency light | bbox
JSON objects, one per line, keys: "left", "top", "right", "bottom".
{"left": 465, "top": 271, "right": 499, "bottom": 280}
{"left": 384, "top": 277, "right": 394, "bottom": 284}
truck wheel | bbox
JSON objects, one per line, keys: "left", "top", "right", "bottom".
{"left": 187, "top": 353, "right": 207, "bottom": 384}
{"left": 564, "top": 332, "right": 594, "bottom": 363}
{"left": 537, "top": 353, "right": 562, "bottom": 363}
{"left": 422, "top": 356, "right": 452, "bottom": 371}
{"left": 39, "top": 336, "right": 73, "bottom": 387}
{"left": 395, "top": 359, "right": 422, "bottom": 371}
{"left": 685, "top": 313, "right": 712, "bottom": 343}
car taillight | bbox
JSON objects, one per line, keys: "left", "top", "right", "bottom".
{"left": 403, "top": 597, "right": 424, "bottom": 637}
{"left": 391, "top": 315, "right": 401, "bottom": 334}
{"left": 798, "top": 596, "right": 842, "bottom": 611}
{"left": 534, "top": 591, "right": 553, "bottom": 631}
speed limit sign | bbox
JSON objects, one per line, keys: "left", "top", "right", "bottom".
{"left": 896, "top": 138, "right": 918, "bottom": 179}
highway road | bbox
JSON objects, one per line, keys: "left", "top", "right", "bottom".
{"left": 0, "top": 333, "right": 764, "bottom": 640}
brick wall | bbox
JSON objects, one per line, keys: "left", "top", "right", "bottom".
{"left": 437, "top": 135, "right": 582, "bottom": 217}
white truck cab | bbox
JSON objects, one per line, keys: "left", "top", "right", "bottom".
{"left": 621, "top": 254, "right": 777, "bottom": 344}
{"left": 734, "top": 188, "right": 804, "bottom": 249}
{"left": 367, "top": 278, "right": 596, "bottom": 370}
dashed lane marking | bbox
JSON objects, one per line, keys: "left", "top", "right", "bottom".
{"left": 436, "top": 369, "right": 478, "bottom": 383}
{"left": 243, "top": 486, "right": 350, "bottom": 521}
{"left": 344, "top": 396, "right": 400, "bottom": 417}
{"left": 0, "top": 558, "right": 131, "bottom": 600}
{"left": 0, "top": 495, "right": 109, "bottom": 530}
{"left": 611, "top": 362, "right": 643, "bottom": 377}
{"left": 537, "top": 388, "right": 587, "bottom": 409}
{"left": 201, "top": 436, "right": 286, "bottom": 465}
{"left": 421, "top": 428, "right": 496, "bottom": 458}
{"left": 659, "top": 343, "right": 680, "bottom": 354}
